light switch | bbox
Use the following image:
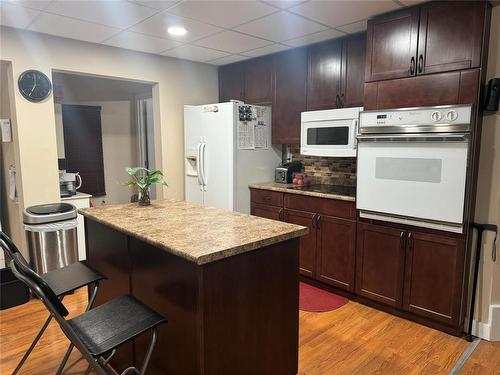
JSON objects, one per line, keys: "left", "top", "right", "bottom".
{"left": 1, "top": 119, "right": 12, "bottom": 142}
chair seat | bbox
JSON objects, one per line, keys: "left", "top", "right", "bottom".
{"left": 41, "top": 262, "right": 105, "bottom": 296}
{"left": 67, "top": 295, "right": 166, "bottom": 356}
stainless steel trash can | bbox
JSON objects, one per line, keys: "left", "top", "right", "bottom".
{"left": 23, "top": 203, "right": 78, "bottom": 274}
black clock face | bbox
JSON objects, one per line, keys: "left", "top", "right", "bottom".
{"left": 18, "top": 70, "right": 52, "bottom": 102}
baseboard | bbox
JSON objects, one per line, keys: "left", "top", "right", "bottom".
{"left": 472, "top": 304, "right": 500, "bottom": 341}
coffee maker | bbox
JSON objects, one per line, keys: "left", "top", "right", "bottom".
{"left": 58, "top": 159, "right": 82, "bottom": 197}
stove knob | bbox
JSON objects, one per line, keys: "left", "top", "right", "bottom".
{"left": 446, "top": 110, "right": 458, "bottom": 121}
{"left": 431, "top": 111, "right": 442, "bottom": 122}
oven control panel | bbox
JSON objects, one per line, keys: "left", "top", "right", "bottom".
{"left": 359, "top": 105, "right": 472, "bottom": 133}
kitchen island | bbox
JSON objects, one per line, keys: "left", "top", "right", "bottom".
{"left": 80, "top": 200, "right": 307, "bottom": 375}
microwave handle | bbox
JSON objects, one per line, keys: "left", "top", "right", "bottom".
{"left": 352, "top": 119, "right": 358, "bottom": 149}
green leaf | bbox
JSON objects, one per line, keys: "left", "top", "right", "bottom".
{"left": 126, "top": 167, "right": 149, "bottom": 176}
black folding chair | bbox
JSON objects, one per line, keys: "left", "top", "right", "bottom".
{"left": 10, "top": 254, "right": 166, "bottom": 375}
{"left": 0, "top": 231, "right": 105, "bottom": 374}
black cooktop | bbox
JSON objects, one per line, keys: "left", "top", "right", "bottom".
{"left": 290, "top": 184, "right": 356, "bottom": 197}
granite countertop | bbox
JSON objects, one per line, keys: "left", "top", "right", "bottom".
{"left": 249, "top": 182, "right": 356, "bottom": 202}
{"left": 79, "top": 199, "right": 308, "bottom": 265}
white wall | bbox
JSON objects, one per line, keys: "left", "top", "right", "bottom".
{"left": 0, "top": 27, "right": 218, "bottom": 256}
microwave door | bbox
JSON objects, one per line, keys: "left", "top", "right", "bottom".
{"left": 301, "top": 119, "right": 357, "bottom": 157}
{"left": 356, "top": 134, "right": 469, "bottom": 227}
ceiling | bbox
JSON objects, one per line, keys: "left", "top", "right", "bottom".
{"left": 0, "top": 0, "right": 422, "bottom": 66}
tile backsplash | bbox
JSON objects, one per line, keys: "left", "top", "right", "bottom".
{"left": 288, "top": 145, "right": 356, "bottom": 187}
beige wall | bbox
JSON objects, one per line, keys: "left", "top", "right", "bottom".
{"left": 55, "top": 101, "right": 139, "bottom": 206}
{"left": 474, "top": 5, "right": 500, "bottom": 337}
{"left": 0, "top": 27, "right": 218, "bottom": 254}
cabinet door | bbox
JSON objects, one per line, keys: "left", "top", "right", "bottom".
{"left": 341, "top": 33, "right": 366, "bottom": 108}
{"left": 219, "top": 63, "right": 245, "bottom": 102}
{"left": 365, "top": 7, "right": 419, "bottom": 82}
{"left": 251, "top": 203, "right": 283, "bottom": 221}
{"left": 356, "top": 223, "right": 406, "bottom": 308}
{"left": 403, "top": 231, "right": 465, "bottom": 326}
{"left": 417, "top": 1, "right": 485, "bottom": 75}
{"left": 245, "top": 56, "right": 273, "bottom": 104}
{"left": 284, "top": 209, "right": 316, "bottom": 278}
{"left": 317, "top": 215, "right": 356, "bottom": 292}
{"left": 307, "top": 39, "right": 342, "bottom": 110}
{"left": 273, "top": 48, "right": 307, "bottom": 144}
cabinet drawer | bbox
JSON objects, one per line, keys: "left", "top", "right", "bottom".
{"left": 250, "top": 189, "right": 283, "bottom": 207}
{"left": 284, "top": 193, "right": 355, "bottom": 220}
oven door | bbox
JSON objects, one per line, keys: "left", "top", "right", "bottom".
{"left": 300, "top": 119, "right": 357, "bottom": 157}
{"left": 356, "top": 133, "right": 469, "bottom": 232}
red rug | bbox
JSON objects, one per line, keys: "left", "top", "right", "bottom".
{"left": 299, "top": 282, "right": 349, "bottom": 312}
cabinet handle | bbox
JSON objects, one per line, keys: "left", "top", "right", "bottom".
{"left": 410, "top": 57, "right": 415, "bottom": 75}
{"left": 263, "top": 196, "right": 272, "bottom": 202}
{"left": 316, "top": 215, "right": 321, "bottom": 229}
{"left": 418, "top": 54, "right": 423, "bottom": 74}
{"left": 340, "top": 94, "right": 345, "bottom": 108}
{"left": 335, "top": 94, "right": 340, "bottom": 108}
{"left": 279, "top": 208, "right": 284, "bottom": 221}
{"left": 408, "top": 232, "right": 413, "bottom": 252}
{"left": 311, "top": 214, "right": 317, "bottom": 229}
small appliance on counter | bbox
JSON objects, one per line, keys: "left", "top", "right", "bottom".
{"left": 275, "top": 161, "right": 303, "bottom": 184}
{"left": 58, "top": 158, "right": 82, "bottom": 197}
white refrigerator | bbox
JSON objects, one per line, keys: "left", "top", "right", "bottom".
{"left": 184, "top": 102, "right": 281, "bottom": 214}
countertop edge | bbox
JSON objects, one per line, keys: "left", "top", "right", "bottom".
{"left": 79, "top": 208, "right": 308, "bottom": 265}
{"left": 249, "top": 183, "right": 356, "bottom": 202}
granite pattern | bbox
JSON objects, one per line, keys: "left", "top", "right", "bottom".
{"left": 249, "top": 182, "right": 356, "bottom": 202}
{"left": 79, "top": 199, "right": 308, "bottom": 265}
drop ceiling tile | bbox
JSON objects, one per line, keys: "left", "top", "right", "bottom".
{"left": 103, "top": 30, "right": 182, "bottom": 54}
{"left": 29, "top": 12, "right": 120, "bottom": 43}
{"left": 234, "top": 10, "right": 326, "bottom": 42}
{"left": 289, "top": 0, "right": 401, "bottom": 28}
{"left": 44, "top": 0, "right": 157, "bottom": 29}
{"left": 208, "top": 54, "right": 249, "bottom": 66}
{"left": 336, "top": 19, "right": 367, "bottom": 34}
{"left": 2, "top": 0, "right": 52, "bottom": 11}
{"left": 167, "top": 1, "right": 277, "bottom": 29}
{"left": 0, "top": 2, "right": 40, "bottom": 28}
{"left": 161, "top": 44, "right": 229, "bottom": 62}
{"left": 262, "top": 0, "right": 308, "bottom": 10}
{"left": 130, "top": 12, "right": 222, "bottom": 42}
{"left": 194, "top": 30, "right": 272, "bottom": 54}
{"left": 130, "top": 0, "right": 181, "bottom": 10}
{"left": 283, "top": 28, "right": 344, "bottom": 47}
{"left": 242, "top": 43, "right": 290, "bottom": 57}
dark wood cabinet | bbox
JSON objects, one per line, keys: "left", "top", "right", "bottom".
{"left": 342, "top": 33, "right": 366, "bottom": 108}
{"left": 317, "top": 215, "right": 356, "bottom": 291}
{"left": 273, "top": 48, "right": 307, "bottom": 144}
{"left": 356, "top": 222, "right": 405, "bottom": 308}
{"left": 417, "top": 1, "right": 485, "bottom": 75}
{"left": 403, "top": 231, "right": 465, "bottom": 326}
{"left": 251, "top": 203, "right": 283, "bottom": 221}
{"left": 366, "top": 1, "right": 487, "bottom": 82}
{"left": 245, "top": 56, "right": 273, "bottom": 104}
{"left": 365, "top": 7, "right": 419, "bottom": 82}
{"left": 307, "top": 39, "right": 343, "bottom": 110}
{"left": 284, "top": 209, "right": 316, "bottom": 278}
{"left": 219, "top": 63, "right": 245, "bottom": 102}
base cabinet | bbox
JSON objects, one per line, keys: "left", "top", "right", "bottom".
{"left": 284, "top": 209, "right": 317, "bottom": 278}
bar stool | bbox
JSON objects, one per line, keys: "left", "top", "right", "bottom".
{"left": 10, "top": 253, "right": 166, "bottom": 375}
{"left": 0, "top": 231, "right": 106, "bottom": 374}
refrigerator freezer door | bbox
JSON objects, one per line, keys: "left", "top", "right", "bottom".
{"left": 184, "top": 107, "right": 204, "bottom": 206}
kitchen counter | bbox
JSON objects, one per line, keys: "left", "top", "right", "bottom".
{"left": 249, "top": 182, "right": 356, "bottom": 202}
{"left": 79, "top": 199, "right": 307, "bottom": 265}
{"left": 83, "top": 199, "right": 306, "bottom": 374}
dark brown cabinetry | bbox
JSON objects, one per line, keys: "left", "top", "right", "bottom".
{"left": 366, "top": 1, "right": 486, "bottom": 82}
{"left": 251, "top": 203, "right": 282, "bottom": 221}
{"left": 284, "top": 209, "right": 316, "bottom": 278}
{"left": 245, "top": 56, "right": 273, "bottom": 104}
{"left": 273, "top": 48, "right": 307, "bottom": 144}
{"left": 219, "top": 63, "right": 245, "bottom": 102}
{"left": 342, "top": 33, "right": 367, "bottom": 108}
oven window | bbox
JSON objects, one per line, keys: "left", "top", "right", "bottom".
{"left": 375, "top": 157, "right": 442, "bottom": 183}
{"left": 307, "top": 126, "right": 349, "bottom": 145}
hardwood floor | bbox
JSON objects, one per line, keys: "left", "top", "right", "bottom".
{"left": 1, "top": 289, "right": 499, "bottom": 374}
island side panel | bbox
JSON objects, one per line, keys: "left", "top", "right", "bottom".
{"left": 130, "top": 237, "right": 202, "bottom": 375}
{"left": 84, "top": 218, "right": 135, "bottom": 369}
{"left": 201, "top": 238, "right": 300, "bottom": 375}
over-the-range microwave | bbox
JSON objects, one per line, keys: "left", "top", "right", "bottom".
{"left": 300, "top": 107, "right": 362, "bottom": 157}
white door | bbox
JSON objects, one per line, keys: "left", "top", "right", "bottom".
{"left": 357, "top": 135, "right": 469, "bottom": 225}
{"left": 184, "top": 106, "right": 204, "bottom": 205}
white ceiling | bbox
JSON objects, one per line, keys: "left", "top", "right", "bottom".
{"left": 0, "top": 0, "right": 418, "bottom": 66}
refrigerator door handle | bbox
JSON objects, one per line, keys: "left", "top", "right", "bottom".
{"left": 200, "top": 142, "right": 207, "bottom": 189}
{"left": 196, "top": 143, "right": 203, "bottom": 190}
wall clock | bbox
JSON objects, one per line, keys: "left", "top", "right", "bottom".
{"left": 18, "top": 70, "right": 52, "bottom": 102}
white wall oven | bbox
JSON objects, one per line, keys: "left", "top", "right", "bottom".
{"left": 300, "top": 107, "right": 362, "bottom": 157}
{"left": 356, "top": 105, "right": 473, "bottom": 233}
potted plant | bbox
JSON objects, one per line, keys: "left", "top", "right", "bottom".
{"left": 125, "top": 167, "right": 167, "bottom": 206}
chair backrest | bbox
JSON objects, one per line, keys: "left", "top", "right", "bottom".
{"left": 9, "top": 254, "right": 69, "bottom": 317}
{"left": 0, "top": 231, "right": 21, "bottom": 259}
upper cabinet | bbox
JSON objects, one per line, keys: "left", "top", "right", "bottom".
{"left": 366, "top": 1, "right": 487, "bottom": 82}
{"left": 219, "top": 63, "right": 245, "bottom": 102}
{"left": 342, "top": 33, "right": 367, "bottom": 108}
{"left": 245, "top": 56, "right": 273, "bottom": 105}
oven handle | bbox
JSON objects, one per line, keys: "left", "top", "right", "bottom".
{"left": 356, "top": 132, "right": 470, "bottom": 143}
